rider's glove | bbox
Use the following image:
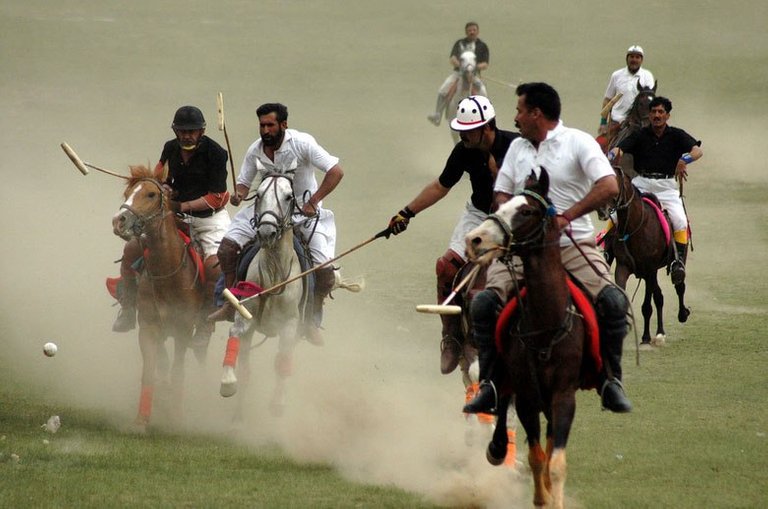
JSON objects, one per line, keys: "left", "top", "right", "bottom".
{"left": 388, "top": 207, "right": 416, "bottom": 236}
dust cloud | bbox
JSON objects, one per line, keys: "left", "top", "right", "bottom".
{"left": 2, "top": 1, "right": 766, "bottom": 507}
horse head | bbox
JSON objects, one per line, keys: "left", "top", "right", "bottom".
{"left": 251, "top": 173, "right": 297, "bottom": 247}
{"left": 466, "top": 169, "right": 555, "bottom": 265}
{"left": 112, "top": 165, "right": 170, "bottom": 239}
{"left": 628, "top": 80, "right": 658, "bottom": 129}
{"left": 458, "top": 50, "right": 477, "bottom": 75}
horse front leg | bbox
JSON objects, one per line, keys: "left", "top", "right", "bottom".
{"left": 168, "top": 335, "right": 188, "bottom": 426}
{"left": 486, "top": 395, "right": 511, "bottom": 465}
{"left": 135, "top": 325, "right": 160, "bottom": 430}
{"left": 675, "top": 282, "right": 691, "bottom": 323}
{"left": 270, "top": 319, "right": 299, "bottom": 417}
{"left": 517, "top": 397, "right": 549, "bottom": 507}
{"left": 640, "top": 279, "right": 654, "bottom": 344}
{"left": 648, "top": 273, "right": 666, "bottom": 346}
{"left": 548, "top": 390, "right": 576, "bottom": 509}
{"left": 220, "top": 316, "right": 250, "bottom": 398}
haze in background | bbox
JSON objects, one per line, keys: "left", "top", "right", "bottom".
{"left": 2, "top": 1, "right": 766, "bottom": 506}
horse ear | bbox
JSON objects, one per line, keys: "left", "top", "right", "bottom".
{"left": 524, "top": 169, "right": 538, "bottom": 189}
{"left": 653, "top": 80, "right": 658, "bottom": 93}
{"left": 153, "top": 161, "right": 169, "bottom": 182}
{"left": 538, "top": 167, "right": 550, "bottom": 195}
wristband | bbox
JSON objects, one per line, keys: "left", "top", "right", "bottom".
{"left": 600, "top": 118, "right": 608, "bottom": 126}
{"left": 607, "top": 150, "right": 616, "bottom": 161}
{"left": 680, "top": 153, "right": 694, "bottom": 164}
{"left": 401, "top": 206, "right": 416, "bottom": 218}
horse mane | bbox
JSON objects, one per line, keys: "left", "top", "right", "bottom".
{"left": 124, "top": 165, "right": 155, "bottom": 197}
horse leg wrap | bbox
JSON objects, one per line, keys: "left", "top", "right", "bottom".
{"left": 274, "top": 352, "right": 293, "bottom": 377}
{"left": 138, "top": 385, "right": 154, "bottom": 421}
{"left": 223, "top": 336, "right": 240, "bottom": 368}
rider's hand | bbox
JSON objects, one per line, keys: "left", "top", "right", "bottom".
{"left": 230, "top": 192, "right": 243, "bottom": 206}
{"left": 598, "top": 124, "right": 608, "bottom": 136}
{"left": 675, "top": 160, "right": 689, "bottom": 182}
{"left": 301, "top": 200, "right": 318, "bottom": 217}
{"left": 388, "top": 207, "right": 416, "bottom": 236}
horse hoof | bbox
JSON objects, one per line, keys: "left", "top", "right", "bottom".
{"left": 678, "top": 307, "right": 691, "bottom": 323}
{"left": 651, "top": 334, "right": 666, "bottom": 347}
{"left": 486, "top": 441, "right": 507, "bottom": 466}
{"left": 220, "top": 383, "right": 237, "bottom": 398}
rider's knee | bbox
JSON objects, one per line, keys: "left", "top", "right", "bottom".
{"left": 216, "top": 237, "right": 241, "bottom": 273}
{"left": 436, "top": 250, "right": 464, "bottom": 281}
{"left": 595, "top": 285, "right": 629, "bottom": 335}
{"left": 471, "top": 289, "right": 502, "bottom": 324}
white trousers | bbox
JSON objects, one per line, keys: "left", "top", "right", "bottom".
{"left": 632, "top": 176, "right": 687, "bottom": 232}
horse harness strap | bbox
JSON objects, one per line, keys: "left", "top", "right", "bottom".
{"left": 516, "top": 297, "right": 581, "bottom": 362}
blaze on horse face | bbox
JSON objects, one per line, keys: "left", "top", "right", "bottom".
{"left": 465, "top": 170, "right": 551, "bottom": 264}
{"left": 112, "top": 168, "right": 167, "bottom": 240}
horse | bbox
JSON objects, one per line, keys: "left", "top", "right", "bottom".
{"left": 446, "top": 50, "right": 488, "bottom": 144}
{"left": 219, "top": 173, "right": 304, "bottom": 417}
{"left": 111, "top": 165, "right": 206, "bottom": 431}
{"left": 606, "top": 81, "right": 657, "bottom": 175}
{"left": 465, "top": 170, "right": 594, "bottom": 509}
{"left": 604, "top": 166, "right": 690, "bottom": 346}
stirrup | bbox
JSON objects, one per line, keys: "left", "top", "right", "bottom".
{"left": 670, "top": 260, "right": 686, "bottom": 285}
{"left": 463, "top": 380, "right": 498, "bottom": 415}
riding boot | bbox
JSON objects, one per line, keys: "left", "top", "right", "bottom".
{"left": 463, "top": 289, "right": 502, "bottom": 414}
{"left": 595, "top": 286, "right": 633, "bottom": 413}
{"left": 113, "top": 239, "right": 141, "bottom": 333}
{"left": 427, "top": 94, "right": 448, "bottom": 126}
{"left": 207, "top": 238, "right": 241, "bottom": 323}
{"left": 306, "top": 266, "right": 336, "bottom": 346}
{"left": 670, "top": 241, "right": 688, "bottom": 286}
{"left": 437, "top": 251, "right": 464, "bottom": 374}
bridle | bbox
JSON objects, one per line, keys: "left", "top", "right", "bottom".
{"left": 487, "top": 189, "right": 557, "bottom": 258}
{"left": 119, "top": 178, "right": 170, "bottom": 237}
{"left": 250, "top": 173, "right": 298, "bottom": 240}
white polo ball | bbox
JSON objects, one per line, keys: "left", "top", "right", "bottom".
{"left": 43, "top": 342, "right": 58, "bottom": 357}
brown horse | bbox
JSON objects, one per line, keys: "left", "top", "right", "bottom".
{"left": 605, "top": 166, "right": 690, "bottom": 345}
{"left": 112, "top": 165, "right": 206, "bottom": 431}
{"left": 465, "top": 170, "right": 591, "bottom": 509}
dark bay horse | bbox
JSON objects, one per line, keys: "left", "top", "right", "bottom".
{"left": 465, "top": 170, "right": 592, "bottom": 508}
{"left": 112, "top": 165, "right": 205, "bottom": 431}
{"left": 606, "top": 166, "right": 690, "bottom": 345}
{"left": 607, "top": 81, "right": 657, "bottom": 175}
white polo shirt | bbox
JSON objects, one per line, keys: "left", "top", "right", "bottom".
{"left": 604, "top": 67, "right": 655, "bottom": 123}
{"left": 495, "top": 121, "right": 614, "bottom": 245}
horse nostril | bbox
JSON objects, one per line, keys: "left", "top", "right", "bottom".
{"left": 471, "top": 236, "right": 481, "bottom": 246}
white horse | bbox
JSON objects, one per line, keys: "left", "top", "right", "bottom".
{"left": 447, "top": 50, "right": 488, "bottom": 143}
{"left": 219, "top": 174, "right": 303, "bottom": 416}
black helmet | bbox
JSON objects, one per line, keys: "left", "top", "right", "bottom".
{"left": 172, "top": 106, "right": 206, "bottom": 130}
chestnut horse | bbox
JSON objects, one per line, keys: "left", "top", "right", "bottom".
{"left": 465, "top": 170, "right": 589, "bottom": 509}
{"left": 606, "top": 81, "right": 657, "bottom": 176}
{"left": 112, "top": 165, "right": 205, "bottom": 431}
{"left": 606, "top": 166, "right": 690, "bottom": 345}
{"left": 219, "top": 174, "right": 303, "bottom": 417}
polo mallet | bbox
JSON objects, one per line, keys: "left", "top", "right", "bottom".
{"left": 415, "top": 263, "right": 481, "bottom": 315}
{"left": 223, "top": 227, "right": 392, "bottom": 319}
{"left": 216, "top": 92, "right": 237, "bottom": 192}
{"left": 483, "top": 75, "right": 519, "bottom": 88}
{"left": 600, "top": 92, "right": 624, "bottom": 119}
{"left": 60, "top": 142, "right": 128, "bottom": 179}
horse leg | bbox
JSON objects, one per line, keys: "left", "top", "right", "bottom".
{"left": 485, "top": 394, "right": 509, "bottom": 465}
{"left": 549, "top": 390, "right": 576, "bottom": 509}
{"left": 517, "top": 397, "right": 549, "bottom": 507}
{"left": 640, "top": 280, "right": 654, "bottom": 344}
{"left": 220, "top": 317, "right": 249, "bottom": 398}
{"left": 135, "top": 326, "right": 160, "bottom": 430}
{"left": 271, "top": 320, "right": 299, "bottom": 417}
{"left": 676, "top": 282, "right": 691, "bottom": 323}
{"left": 233, "top": 334, "right": 253, "bottom": 424}
{"left": 167, "top": 335, "right": 188, "bottom": 426}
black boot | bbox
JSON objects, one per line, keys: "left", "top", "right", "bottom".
{"left": 463, "top": 289, "right": 501, "bottom": 414}
{"left": 670, "top": 241, "right": 688, "bottom": 285}
{"left": 595, "top": 286, "right": 633, "bottom": 413}
{"left": 306, "top": 266, "right": 336, "bottom": 346}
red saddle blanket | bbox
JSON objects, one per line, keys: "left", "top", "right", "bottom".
{"left": 106, "top": 230, "right": 205, "bottom": 300}
{"left": 494, "top": 278, "right": 603, "bottom": 389}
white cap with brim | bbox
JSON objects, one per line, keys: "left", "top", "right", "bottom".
{"left": 626, "top": 45, "right": 644, "bottom": 56}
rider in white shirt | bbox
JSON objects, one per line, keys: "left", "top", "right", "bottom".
{"left": 599, "top": 45, "right": 655, "bottom": 138}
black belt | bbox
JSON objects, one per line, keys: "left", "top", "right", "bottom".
{"left": 641, "top": 172, "right": 673, "bottom": 179}
{"left": 187, "top": 207, "right": 224, "bottom": 218}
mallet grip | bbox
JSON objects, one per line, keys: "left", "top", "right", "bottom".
{"left": 222, "top": 288, "right": 253, "bottom": 320}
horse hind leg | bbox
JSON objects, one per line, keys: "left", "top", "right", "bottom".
{"left": 640, "top": 280, "right": 654, "bottom": 344}
{"left": 675, "top": 282, "right": 691, "bottom": 323}
{"left": 648, "top": 274, "right": 666, "bottom": 346}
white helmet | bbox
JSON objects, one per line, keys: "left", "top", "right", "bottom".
{"left": 626, "top": 45, "right": 644, "bottom": 56}
{"left": 450, "top": 96, "right": 496, "bottom": 131}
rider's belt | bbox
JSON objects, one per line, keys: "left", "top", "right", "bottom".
{"left": 187, "top": 207, "right": 225, "bottom": 218}
{"left": 641, "top": 172, "right": 674, "bottom": 179}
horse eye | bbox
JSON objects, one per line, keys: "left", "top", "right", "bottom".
{"left": 148, "top": 192, "right": 157, "bottom": 198}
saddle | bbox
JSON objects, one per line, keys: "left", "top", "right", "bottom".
{"left": 106, "top": 229, "right": 205, "bottom": 300}
{"left": 494, "top": 277, "right": 602, "bottom": 390}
